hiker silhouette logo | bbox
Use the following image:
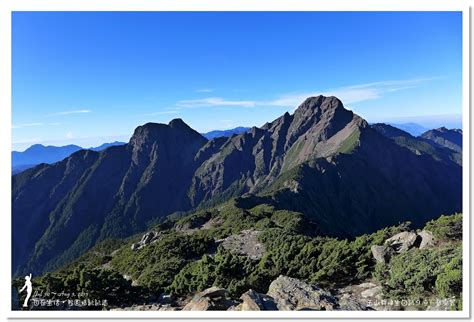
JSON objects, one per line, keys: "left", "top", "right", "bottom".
{"left": 19, "top": 274, "right": 32, "bottom": 308}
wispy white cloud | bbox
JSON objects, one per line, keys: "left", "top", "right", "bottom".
{"left": 46, "top": 109, "right": 91, "bottom": 117}
{"left": 66, "top": 131, "right": 74, "bottom": 139}
{"left": 194, "top": 88, "right": 215, "bottom": 93}
{"left": 12, "top": 123, "right": 44, "bottom": 129}
{"left": 12, "top": 122, "right": 63, "bottom": 129}
{"left": 176, "top": 78, "right": 432, "bottom": 111}
{"left": 177, "top": 97, "right": 256, "bottom": 108}
{"left": 260, "top": 78, "right": 434, "bottom": 108}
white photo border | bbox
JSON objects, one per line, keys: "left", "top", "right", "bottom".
{"left": 0, "top": 0, "right": 471, "bottom": 319}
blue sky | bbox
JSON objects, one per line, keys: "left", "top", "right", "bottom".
{"left": 12, "top": 11, "right": 462, "bottom": 151}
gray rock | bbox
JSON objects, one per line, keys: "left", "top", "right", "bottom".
{"left": 131, "top": 231, "right": 161, "bottom": 251}
{"left": 371, "top": 245, "right": 393, "bottom": 263}
{"left": 200, "top": 286, "right": 227, "bottom": 298}
{"left": 418, "top": 230, "right": 435, "bottom": 249}
{"left": 240, "top": 289, "right": 277, "bottom": 311}
{"left": 385, "top": 231, "right": 418, "bottom": 253}
{"left": 338, "top": 296, "right": 370, "bottom": 311}
{"left": 221, "top": 230, "right": 266, "bottom": 260}
{"left": 182, "top": 296, "right": 213, "bottom": 311}
{"left": 182, "top": 287, "right": 237, "bottom": 311}
{"left": 266, "top": 276, "right": 337, "bottom": 310}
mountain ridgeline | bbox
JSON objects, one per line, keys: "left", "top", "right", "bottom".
{"left": 12, "top": 96, "right": 462, "bottom": 276}
{"left": 12, "top": 141, "right": 127, "bottom": 174}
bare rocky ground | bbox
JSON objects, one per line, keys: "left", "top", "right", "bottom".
{"left": 110, "top": 276, "right": 380, "bottom": 311}
{"left": 220, "top": 229, "right": 266, "bottom": 260}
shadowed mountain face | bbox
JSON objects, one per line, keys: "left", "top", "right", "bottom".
{"left": 421, "top": 127, "right": 462, "bottom": 153}
{"left": 371, "top": 123, "right": 462, "bottom": 166}
{"left": 12, "top": 96, "right": 462, "bottom": 276}
{"left": 13, "top": 120, "right": 207, "bottom": 275}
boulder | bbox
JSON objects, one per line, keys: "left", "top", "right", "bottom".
{"left": 182, "top": 296, "right": 213, "bottom": 311}
{"left": 417, "top": 230, "right": 435, "bottom": 249}
{"left": 385, "top": 231, "right": 418, "bottom": 253}
{"left": 371, "top": 245, "right": 393, "bottom": 263}
{"left": 131, "top": 231, "right": 161, "bottom": 251}
{"left": 182, "top": 287, "right": 237, "bottom": 311}
{"left": 240, "top": 289, "right": 277, "bottom": 311}
{"left": 266, "top": 276, "right": 337, "bottom": 310}
{"left": 200, "top": 286, "right": 227, "bottom": 298}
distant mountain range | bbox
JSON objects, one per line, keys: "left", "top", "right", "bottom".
{"left": 387, "top": 122, "right": 429, "bottom": 136}
{"left": 12, "top": 96, "right": 462, "bottom": 276}
{"left": 201, "top": 127, "right": 251, "bottom": 139}
{"left": 12, "top": 142, "right": 127, "bottom": 174}
{"left": 12, "top": 129, "right": 253, "bottom": 175}
{"left": 12, "top": 124, "right": 459, "bottom": 176}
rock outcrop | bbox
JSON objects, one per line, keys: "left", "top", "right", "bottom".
{"left": 371, "top": 245, "right": 394, "bottom": 264}
{"left": 131, "top": 231, "right": 161, "bottom": 251}
{"left": 266, "top": 275, "right": 337, "bottom": 310}
{"left": 337, "top": 281, "right": 383, "bottom": 310}
{"left": 239, "top": 289, "right": 277, "bottom": 311}
{"left": 371, "top": 230, "right": 437, "bottom": 263}
{"left": 385, "top": 231, "right": 419, "bottom": 253}
{"left": 182, "top": 287, "right": 238, "bottom": 311}
{"left": 418, "top": 230, "right": 435, "bottom": 249}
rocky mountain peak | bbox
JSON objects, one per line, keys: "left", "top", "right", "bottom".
{"left": 129, "top": 120, "right": 205, "bottom": 150}
{"left": 128, "top": 120, "right": 207, "bottom": 166}
{"left": 169, "top": 118, "right": 195, "bottom": 131}
{"left": 284, "top": 95, "right": 355, "bottom": 147}
{"left": 294, "top": 95, "right": 344, "bottom": 117}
